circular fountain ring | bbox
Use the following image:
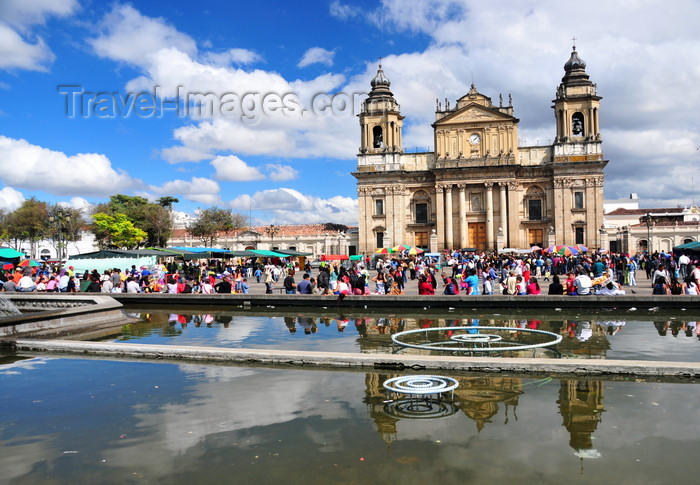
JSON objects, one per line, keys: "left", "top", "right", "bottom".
{"left": 383, "top": 375, "right": 459, "bottom": 395}
{"left": 384, "top": 398, "right": 459, "bottom": 419}
{"left": 391, "top": 326, "right": 562, "bottom": 353}
{"left": 450, "top": 333, "right": 502, "bottom": 344}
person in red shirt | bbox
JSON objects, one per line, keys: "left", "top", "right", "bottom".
{"left": 564, "top": 272, "right": 576, "bottom": 295}
{"left": 418, "top": 274, "right": 435, "bottom": 295}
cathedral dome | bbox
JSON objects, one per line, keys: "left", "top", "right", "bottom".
{"left": 371, "top": 64, "right": 391, "bottom": 88}
{"left": 564, "top": 46, "right": 586, "bottom": 72}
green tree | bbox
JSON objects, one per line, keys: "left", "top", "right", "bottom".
{"left": 187, "top": 207, "right": 246, "bottom": 247}
{"left": 5, "top": 198, "right": 49, "bottom": 254}
{"left": 91, "top": 212, "right": 147, "bottom": 249}
{"left": 156, "top": 196, "right": 179, "bottom": 209}
{"left": 143, "top": 204, "right": 173, "bottom": 247}
{"left": 90, "top": 194, "right": 176, "bottom": 247}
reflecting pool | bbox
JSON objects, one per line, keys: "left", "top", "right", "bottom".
{"left": 109, "top": 308, "right": 700, "bottom": 361}
{"left": 1, "top": 355, "right": 698, "bottom": 484}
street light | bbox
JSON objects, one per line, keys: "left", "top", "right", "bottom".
{"left": 265, "top": 224, "right": 279, "bottom": 250}
{"left": 49, "top": 207, "right": 72, "bottom": 261}
{"left": 640, "top": 212, "right": 653, "bottom": 255}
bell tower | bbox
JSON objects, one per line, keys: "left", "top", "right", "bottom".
{"left": 552, "top": 43, "right": 602, "bottom": 151}
{"left": 359, "top": 64, "right": 404, "bottom": 154}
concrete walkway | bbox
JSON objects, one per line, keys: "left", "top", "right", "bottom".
{"left": 12, "top": 338, "right": 700, "bottom": 380}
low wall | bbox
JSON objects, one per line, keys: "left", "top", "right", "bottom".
{"left": 11, "top": 339, "right": 700, "bottom": 380}
{"left": 107, "top": 292, "right": 700, "bottom": 310}
{"left": 0, "top": 294, "right": 128, "bottom": 338}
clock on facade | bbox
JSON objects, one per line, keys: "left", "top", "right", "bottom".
{"left": 469, "top": 133, "right": 481, "bottom": 145}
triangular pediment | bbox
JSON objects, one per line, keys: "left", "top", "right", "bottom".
{"left": 436, "top": 104, "right": 516, "bottom": 126}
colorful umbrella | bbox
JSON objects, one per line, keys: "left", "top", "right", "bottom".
{"left": 18, "top": 259, "right": 41, "bottom": 267}
{"left": 392, "top": 244, "right": 412, "bottom": 252}
{"left": 545, "top": 245, "right": 558, "bottom": 253}
{"left": 575, "top": 244, "right": 589, "bottom": 252}
{"left": 2, "top": 262, "right": 14, "bottom": 270}
{"left": 408, "top": 247, "right": 424, "bottom": 255}
{"left": 375, "top": 247, "right": 394, "bottom": 254}
{"left": 555, "top": 245, "right": 579, "bottom": 256}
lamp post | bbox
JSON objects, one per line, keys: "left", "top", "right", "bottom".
{"left": 49, "top": 208, "right": 71, "bottom": 261}
{"left": 641, "top": 212, "right": 652, "bottom": 255}
{"left": 265, "top": 224, "right": 279, "bottom": 250}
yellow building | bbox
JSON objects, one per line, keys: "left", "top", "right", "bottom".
{"left": 354, "top": 45, "right": 607, "bottom": 253}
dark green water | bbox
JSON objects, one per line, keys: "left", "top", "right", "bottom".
{"left": 1, "top": 356, "right": 698, "bottom": 484}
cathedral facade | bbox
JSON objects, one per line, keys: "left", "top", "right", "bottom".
{"left": 353, "top": 46, "right": 607, "bottom": 253}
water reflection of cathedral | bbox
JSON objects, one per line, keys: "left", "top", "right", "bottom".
{"left": 364, "top": 372, "right": 605, "bottom": 458}
{"left": 557, "top": 379, "right": 605, "bottom": 453}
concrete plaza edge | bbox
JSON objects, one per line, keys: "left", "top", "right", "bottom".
{"left": 12, "top": 339, "right": 700, "bottom": 380}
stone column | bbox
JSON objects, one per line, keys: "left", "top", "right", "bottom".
{"left": 507, "top": 181, "right": 521, "bottom": 248}
{"left": 553, "top": 179, "right": 565, "bottom": 245}
{"left": 599, "top": 225, "right": 608, "bottom": 252}
{"left": 485, "top": 182, "right": 494, "bottom": 250}
{"left": 458, "top": 184, "right": 467, "bottom": 249}
{"left": 499, "top": 182, "right": 508, "bottom": 246}
{"left": 435, "top": 184, "right": 445, "bottom": 250}
{"left": 445, "top": 184, "right": 454, "bottom": 250}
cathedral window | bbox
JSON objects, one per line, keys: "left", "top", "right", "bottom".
{"left": 375, "top": 199, "right": 384, "bottom": 216}
{"left": 376, "top": 232, "right": 384, "bottom": 248}
{"left": 525, "top": 186, "right": 545, "bottom": 221}
{"left": 575, "top": 227, "right": 585, "bottom": 245}
{"left": 528, "top": 199, "right": 542, "bottom": 221}
{"left": 415, "top": 203, "right": 428, "bottom": 223}
{"left": 574, "top": 191, "right": 584, "bottom": 209}
{"left": 372, "top": 126, "right": 383, "bottom": 148}
{"left": 572, "top": 112, "right": 584, "bottom": 136}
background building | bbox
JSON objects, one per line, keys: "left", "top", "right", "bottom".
{"left": 354, "top": 46, "right": 607, "bottom": 253}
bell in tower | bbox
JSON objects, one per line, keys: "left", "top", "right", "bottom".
{"left": 359, "top": 63, "right": 404, "bottom": 154}
{"left": 552, "top": 43, "right": 602, "bottom": 145}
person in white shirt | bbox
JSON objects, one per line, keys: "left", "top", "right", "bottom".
{"left": 125, "top": 277, "right": 140, "bottom": 293}
{"left": 573, "top": 270, "right": 592, "bottom": 295}
{"left": 17, "top": 272, "right": 36, "bottom": 292}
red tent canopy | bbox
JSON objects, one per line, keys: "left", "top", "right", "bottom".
{"left": 320, "top": 254, "right": 349, "bottom": 261}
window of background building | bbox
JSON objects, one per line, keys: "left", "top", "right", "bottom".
{"left": 575, "top": 227, "right": 584, "bottom": 244}
{"left": 375, "top": 199, "right": 384, "bottom": 216}
{"left": 376, "top": 232, "right": 384, "bottom": 248}
{"left": 528, "top": 199, "right": 542, "bottom": 221}
{"left": 574, "top": 191, "right": 584, "bottom": 209}
{"left": 415, "top": 203, "right": 428, "bottom": 223}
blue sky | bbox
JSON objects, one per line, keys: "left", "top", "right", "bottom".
{"left": 1, "top": 0, "right": 700, "bottom": 226}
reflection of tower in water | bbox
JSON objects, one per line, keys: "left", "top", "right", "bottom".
{"left": 364, "top": 372, "right": 524, "bottom": 449}
{"left": 557, "top": 379, "right": 605, "bottom": 470}
{"left": 365, "top": 373, "right": 399, "bottom": 450}
{"left": 453, "top": 376, "right": 523, "bottom": 431}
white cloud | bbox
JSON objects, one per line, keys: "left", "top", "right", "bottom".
{"left": 62, "top": 197, "right": 91, "bottom": 212}
{"left": 229, "top": 188, "right": 357, "bottom": 225}
{"left": 202, "top": 48, "right": 262, "bottom": 66}
{"left": 0, "top": 136, "right": 137, "bottom": 196}
{"left": 0, "top": 186, "right": 25, "bottom": 211}
{"left": 147, "top": 177, "right": 221, "bottom": 206}
{"left": 266, "top": 163, "right": 298, "bottom": 182}
{"left": 89, "top": 4, "right": 198, "bottom": 68}
{"left": 0, "top": 0, "right": 77, "bottom": 72}
{"left": 329, "top": 1, "right": 361, "bottom": 20}
{"left": 211, "top": 155, "right": 265, "bottom": 182}
{"left": 0, "top": 23, "right": 53, "bottom": 71}
{"left": 0, "top": 0, "right": 78, "bottom": 28}
{"left": 297, "top": 47, "right": 336, "bottom": 68}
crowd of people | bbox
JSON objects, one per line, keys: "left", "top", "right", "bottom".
{"left": 1, "top": 249, "right": 699, "bottom": 297}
